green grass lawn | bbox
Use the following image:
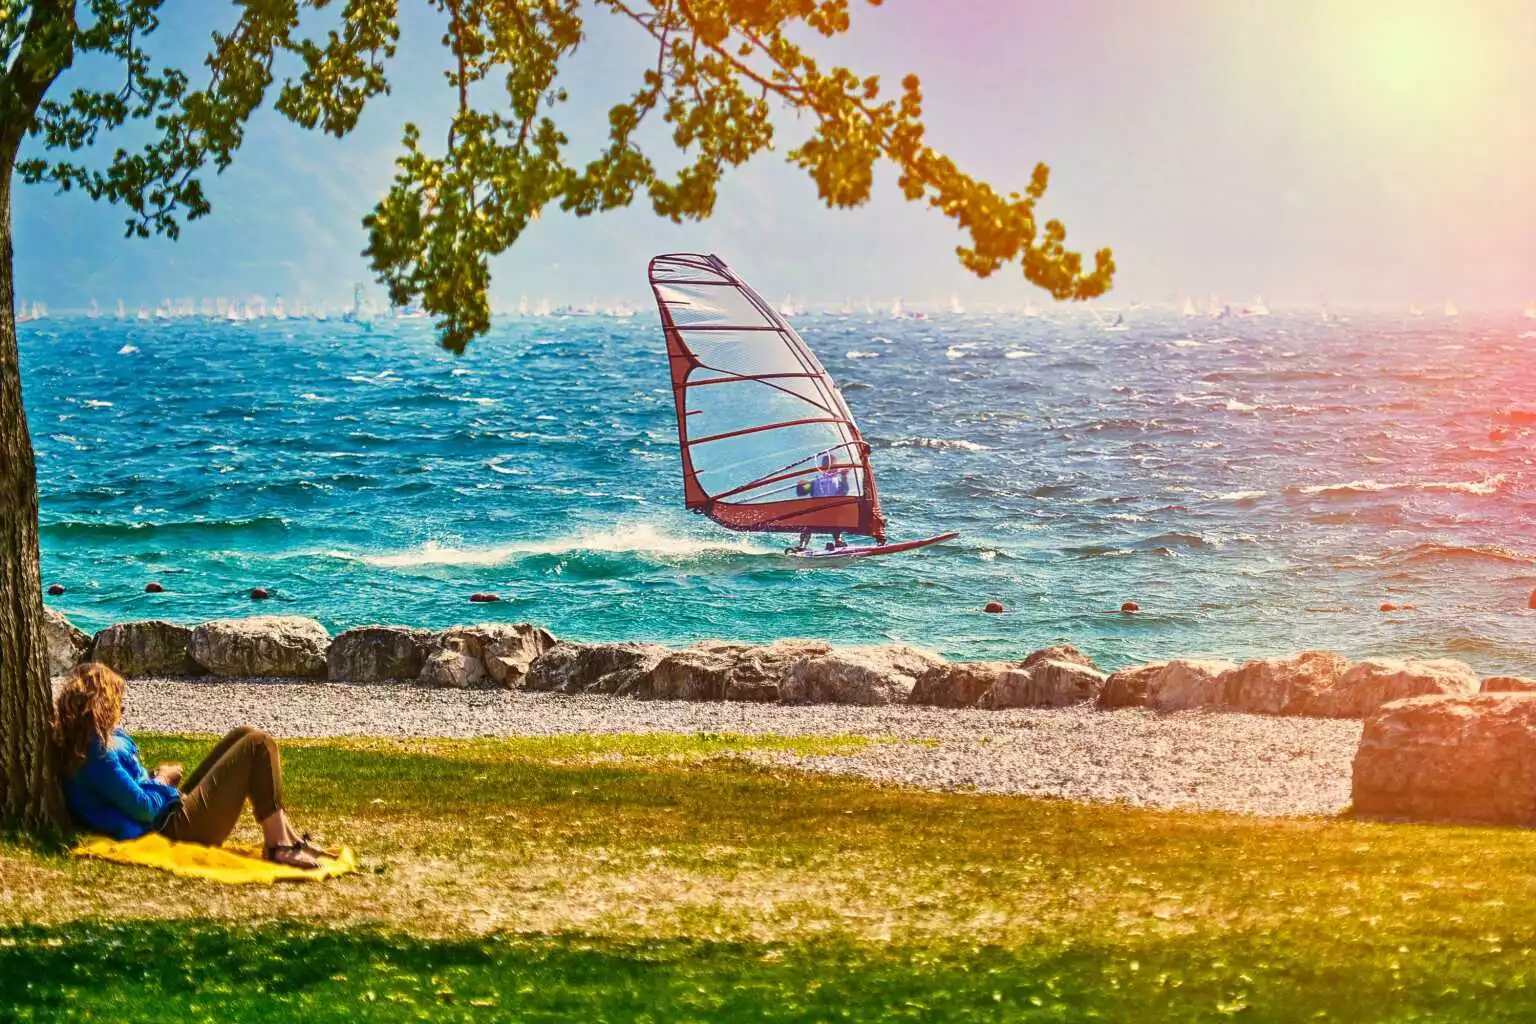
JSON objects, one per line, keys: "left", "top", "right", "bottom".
{"left": 4, "top": 732, "right": 1536, "bottom": 1022}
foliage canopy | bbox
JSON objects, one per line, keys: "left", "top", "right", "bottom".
{"left": 3, "top": 0, "right": 1114, "bottom": 352}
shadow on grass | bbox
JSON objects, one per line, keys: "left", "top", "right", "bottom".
{"left": 3, "top": 918, "right": 1535, "bottom": 1023}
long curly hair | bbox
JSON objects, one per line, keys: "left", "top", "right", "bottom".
{"left": 53, "top": 662, "right": 126, "bottom": 775}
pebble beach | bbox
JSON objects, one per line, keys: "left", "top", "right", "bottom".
{"left": 120, "top": 679, "right": 1364, "bottom": 818}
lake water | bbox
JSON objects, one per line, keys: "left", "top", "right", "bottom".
{"left": 19, "top": 309, "right": 1536, "bottom": 673}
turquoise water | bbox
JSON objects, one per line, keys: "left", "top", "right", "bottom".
{"left": 19, "top": 311, "right": 1536, "bottom": 673}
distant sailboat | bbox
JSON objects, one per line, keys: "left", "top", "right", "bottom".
{"left": 949, "top": 293, "right": 964, "bottom": 316}
{"left": 271, "top": 294, "right": 287, "bottom": 320}
{"left": 534, "top": 298, "right": 552, "bottom": 317}
{"left": 889, "top": 296, "right": 906, "bottom": 320}
{"left": 517, "top": 296, "right": 530, "bottom": 317}
{"left": 1523, "top": 301, "right": 1536, "bottom": 320}
{"left": 1444, "top": 300, "right": 1459, "bottom": 318}
{"left": 1321, "top": 304, "right": 1337, "bottom": 323}
{"left": 1240, "top": 295, "right": 1270, "bottom": 317}
{"left": 1022, "top": 302, "right": 1041, "bottom": 318}
{"left": 87, "top": 298, "right": 100, "bottom": 319}
{"left": 1408, "top": 303, "right": 1423, "bottom": 318}
{"left": 1181, "top": 296, "right": 1198, "bottom": 317}
{"left": 115, "top": 299, "right": 127, "bottom": 319}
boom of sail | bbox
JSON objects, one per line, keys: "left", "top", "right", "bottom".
{"left": 648, "top": 253, "right": 886, "bottom": 542}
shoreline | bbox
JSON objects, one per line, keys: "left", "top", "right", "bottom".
{"left": 117, "top": 678, "right": 1363, "bottom": 818}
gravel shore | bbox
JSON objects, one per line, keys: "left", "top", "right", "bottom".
{"left": 120, "top": 678, "right": 1363, "bottom": 818}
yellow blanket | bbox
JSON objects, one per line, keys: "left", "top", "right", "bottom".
{"left": 73, "top": 833, "right": 357, "bottom": 885}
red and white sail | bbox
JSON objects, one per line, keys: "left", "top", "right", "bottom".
{"left": 648, "top": 253, "right": 886, "bottom": 541}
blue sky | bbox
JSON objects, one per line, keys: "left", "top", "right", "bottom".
{"left": 12, "top": 1, "right": 1536, "bottom": 311}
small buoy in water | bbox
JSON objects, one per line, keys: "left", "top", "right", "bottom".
{"left": 145, "top": 582, "right": 164, "bottom": 593}
{"left": 1529, "top": 589, "right": 1536, "bottom": 610}
{"left": 249, "top": 587, "right": 270, "bottom": 601}
{"left": 983, "top": 601, "right": 1004, "bottom": 613}
{"left": 47, "top": 583, "right": 65, "bottom": 596}
{"left": 1491, "top": 427, "right": 1509, "bottom": 442}
{"left": 469, "top": 592, "right": 501, "bottom": 603}
{"left": 1120, "top": 601, "right": 1140, "bottom": 613}
{"left": 1380, "top": 602, "right": 1399, "bottom": 612}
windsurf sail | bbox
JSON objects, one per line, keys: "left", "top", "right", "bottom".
{"left": 648, "top": 253, "right": 886, "bottom": 542}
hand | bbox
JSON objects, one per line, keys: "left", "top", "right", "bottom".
{"left": 153, "top": 763, "right": 184, "bottom": 787}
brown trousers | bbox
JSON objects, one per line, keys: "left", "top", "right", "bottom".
{"left": 159, "top": 726, "right": 284, "bottom": 846}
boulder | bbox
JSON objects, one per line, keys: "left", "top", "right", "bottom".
{"left": 1309, "top": 658, "right": 1478, "bottom": 718}
{"left": 89, "top": 620, "right": 201, "bottom": 677}
{"left": 910, "top": 661, "right": 1010, "bottom": 708}
{"left": 1097, "top": 662, "right": 1165, "bottom": 709}
{"left": 638, "top": 642, "right": 744, "bottom": 701}
{"left": 189, "top": 616, "right": 330, "bottom": 678}
{"left": 1146, "top": 659, "right": 1238, "bottom": 711}
{"left": 986, "top": 659, "right": 1107, "bottom": 709}
{"left": 43, "top": 608, "right": 91, "bottom": 677}
{"left": 433, "top": 624, "right": 556, "bottom": 689}
{"left": 420, "top": 637, "right": 487, "bottom": 689}
{"left": 1353, "top": 693, "right": 1536, "bottom": 825}
{"left": 1220, "top": 651, "right": 1350, "bottom": 716}
{"left": 780, "top": 644, "right": 945, "bottom": 705}
{"left": 328, "top": 626, "right": 432, "bottom": 682}
{"left": 523, "top": 642, "right": 668, "bottom": 695}
{"left": 721, "top": 639, "right": 832, "bottom": 703}
{"left": 1020, "top": 644, "right": 1098, "bottom": 672}
{"left": 1482, "top": 676, "right": 1536, "bottom": 693}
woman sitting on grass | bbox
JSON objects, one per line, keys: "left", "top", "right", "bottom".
{"left": 53, "top": 662, "right": 322, "bottom": 869}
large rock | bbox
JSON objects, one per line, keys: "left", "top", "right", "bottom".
{"left": 44, "top": 608, "right": 91, "bottom": 677}
{"left": 780, "top": 644, "right": 945, "bottom": 705}
{"left": 1353, "top": 693, "right": 1536, "bottom": 825}
{"left": 1097, "top": 662, "right": 1164, "bottom": 709}
{"left": 1020, "top": 644, "right": 1098, "bottom": 672}
{"left": 1220, "top": 651, "right": 1350, "bottom": 716}
{"left": 434, "top": 623, "right": 556, "bottom": 689}
{"left": 1482, "top": 676, "right": 1536, "bottom": 693}
{"left": 328, "top": 626, "right": 432, "bottom": 682}
{"left": 986, "top": 659, "right": 1107, "bottom": 709}
{"left": 721, "top": 639, "right": 832, "bottom": 703}
{"left": 1147, "top": 659, "right": 1238, "bottom": 711}
{"left": 1310, "top": 658, "right": 1477, "bottom": 718}
{"left": 420, "top": 636, "right": 487, "bottom": 689}
{"left": 89, "top": 620, "right": 200, "bottom": 677}
{"left": 189, "top": 616, "right": 330, "bottom": 678}
{"left": 524, "top": 642, "right": 668, "bottom": 695}
{"left": 910, "top": 662, "right": 1010, "bottom": 708}
{"left": 638, "top": 642, "right": 744, "bottom": 701}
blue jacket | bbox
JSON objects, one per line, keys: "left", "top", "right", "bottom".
{"left": 810, "top": 470, "right": 850, "bottom": 498}
{"left": 62, "top": 729, "right": 181, "bottom": 839}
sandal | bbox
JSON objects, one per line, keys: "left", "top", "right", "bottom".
{"left": 265, "top": 841, "right": 320, "bottom": 870}
{"left": 298, "top": 831, "right": 339, "bottom": 859}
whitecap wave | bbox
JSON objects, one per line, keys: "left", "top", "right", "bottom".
{"left": 83, "top": 399, "right": 114, "bottom": 409}
{"left": 336, "top": 522, "right": 772, "bottom": 568}
{"left": 1297, "top": 475, "right": 1506, "bottom": 497}
{"left": 846, "top": 351, "right": 880, "bottom": 359}
{"left": 891, "top": 437, "right": 989, "bottom": 451}
{"left": 117, "top": 344, "right": 139, "bottom": 355}
{"left": 945, "top": 347, "right": 967, "bottom": 359}
{"left": 1213, "top": 490, "right": 1267, "bottom": 502}
{"left": 1004, "top": 349, "right": 1037, "bottom": 359}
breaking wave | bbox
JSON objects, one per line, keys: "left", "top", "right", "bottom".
{"left": 336, "top": 523, "right": 771, "bottom": 568}
{"left": 889, "top": 437, "right": 989, "bottom": 452}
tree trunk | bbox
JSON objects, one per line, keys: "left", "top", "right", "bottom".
{"left": 0, "top": 149, "right": 64, "bottom": 831}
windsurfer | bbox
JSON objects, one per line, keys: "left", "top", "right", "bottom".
{"left": 792, "top": 453, "right": 851, "bottom": 551}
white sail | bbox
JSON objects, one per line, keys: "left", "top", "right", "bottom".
{"left": 1444, "top": 300, "right": 1459, "bottom": 318}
